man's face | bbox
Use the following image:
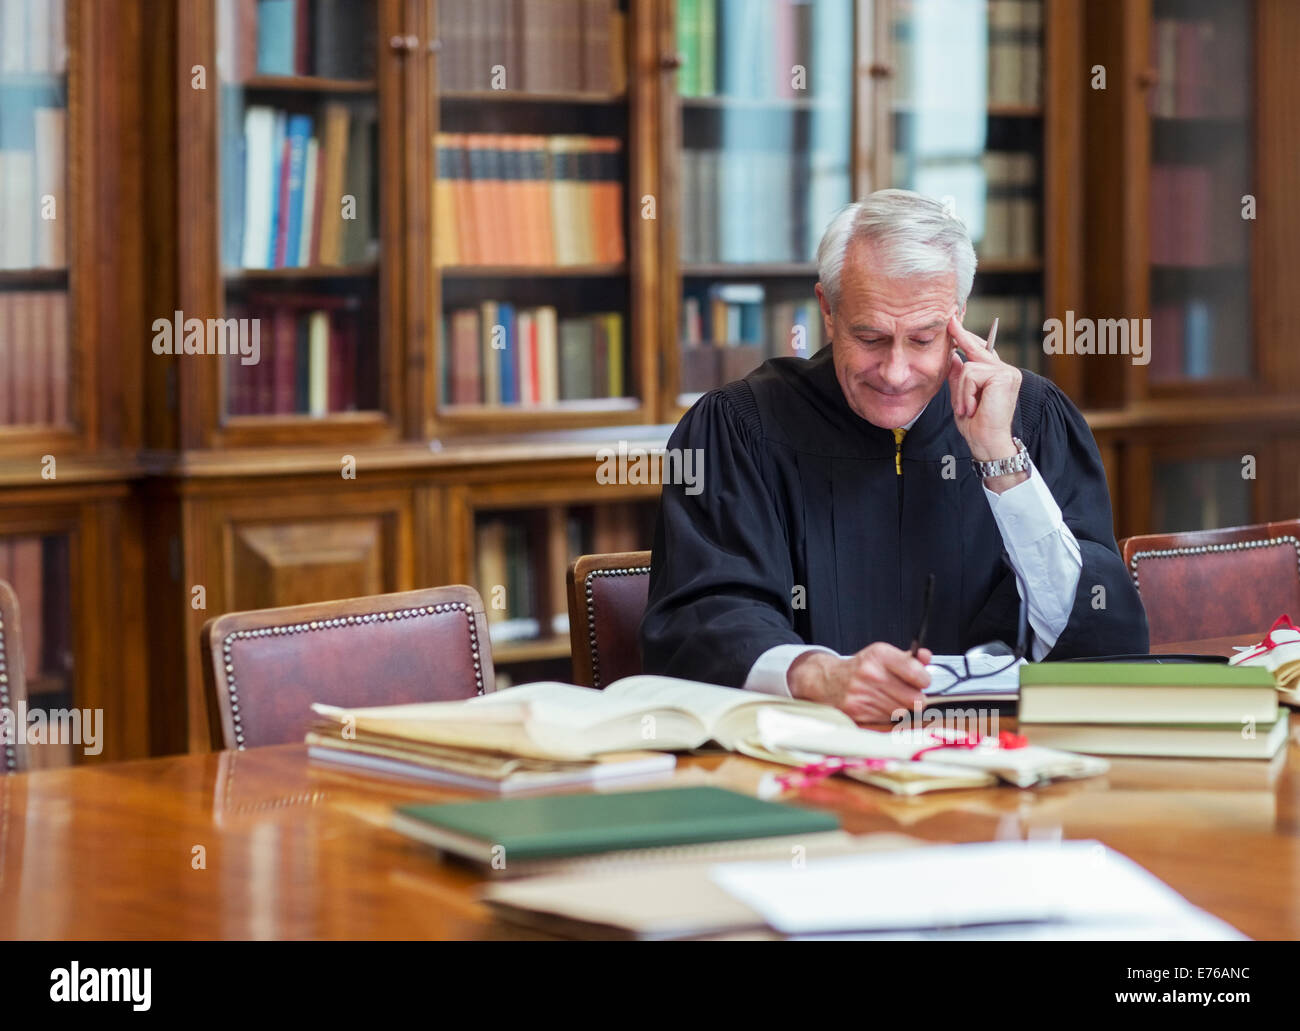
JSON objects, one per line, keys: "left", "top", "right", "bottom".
{"left": 817, "top": 238, "right": 961, "bottom": 429}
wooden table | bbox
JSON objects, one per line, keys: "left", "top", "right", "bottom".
{"left": 2, "top": 710, "right": 1298, "bottom": 939}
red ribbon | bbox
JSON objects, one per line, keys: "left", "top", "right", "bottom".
{"left": 774, "top": 732, "right": 1029, "bottom": 792}
{"left": 910, "top": 730, "right": 1028, "bottom": 761}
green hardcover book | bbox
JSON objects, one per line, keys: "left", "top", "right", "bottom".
{"left": 1019, "top": 662, "right": 1278, "bottom": 725}
{"left": 392, "top": 786, "right": 840, "bottom": 868}
{"left": 697, "top": 0, "right": 716, "bottom": 95}
{"left": 1024, "top": 717, "right": 1290, "bottom": 760}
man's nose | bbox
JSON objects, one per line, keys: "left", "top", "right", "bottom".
{"left": 879, "top": 342, "right": 910, "bottom": 388}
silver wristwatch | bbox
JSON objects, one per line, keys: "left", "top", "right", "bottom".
{"left": 971, "top": 437, "right": 1031, "bottom": 479}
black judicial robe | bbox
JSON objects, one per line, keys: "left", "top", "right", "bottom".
{"left": 640, "top": 345, "right": 1149, "bottom": 687}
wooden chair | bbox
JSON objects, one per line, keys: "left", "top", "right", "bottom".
{"left": 567, "top": 551, "right": 652, "bottom": 689}
{"left": 201, "top": 584, "right": 494, "bottom": 750}
{"left": 1119, "top": 518, "right": 1300, "bottom": 646}
{"left": 0, "top": 580, "right": 26, "bottom": 773}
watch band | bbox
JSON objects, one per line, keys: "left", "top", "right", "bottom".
{"left": 971, "top": 437, "right": 1031, "bottom": 479}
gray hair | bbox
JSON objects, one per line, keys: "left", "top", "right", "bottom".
{"left": 816, "top": 189, "right": 977, "bottom": 313}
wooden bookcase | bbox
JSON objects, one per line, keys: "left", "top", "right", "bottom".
{"left": 1, "top": 0, "right": 1299, "bottom": 760}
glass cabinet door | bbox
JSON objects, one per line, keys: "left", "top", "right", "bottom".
{"left": 885, "top": 0, "right": 1046, "bottom": 376}
{"left": 215, "top": 0, "right": 382, "bottom": 421}
{"left": 672, "top": 0, "right": 854, "bottom": 404}
{"left": 435, "top": 0, "right": 637, "bottom": 419}
{"left": 1146, "top": 0, "right": 1252, "bottom": 386}
{"left": 0, "top": 0, "right": 71, "bottom": 432}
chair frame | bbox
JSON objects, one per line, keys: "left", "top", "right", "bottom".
{"left": 1120, "top": 519, "right": 1300, "bottom": 593}
{"left": 0, "top": 580, "right": 26, "bottom": 773}
{"left": 566, "top": 550, "right": 652, "bottom": 689}
{"left": 200, "top": 585, "right": 492, "bottom": 751}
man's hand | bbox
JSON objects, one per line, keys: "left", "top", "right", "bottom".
{"left": 787, "top": 643, "right": 932, "bottom": 723}
{"left": 946, "top": 315, "right": 1026, "bottom": 493}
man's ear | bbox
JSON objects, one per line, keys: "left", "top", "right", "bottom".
{"left": 814, "top": 283, "right": 834, "bottom": 340}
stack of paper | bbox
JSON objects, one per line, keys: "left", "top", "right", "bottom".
{"left": 708, "top": 841, "right": 1246, "bottom": 940}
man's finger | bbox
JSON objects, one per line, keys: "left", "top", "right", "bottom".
{"left": 876, "top": 645, "right": 932, "bottom": 690}
{"left": 947, "top": 314, "right": 999, "bottom": 365}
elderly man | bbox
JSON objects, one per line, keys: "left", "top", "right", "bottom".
{"left": 641, "top": 189, "right": 1148, "bottom": 721}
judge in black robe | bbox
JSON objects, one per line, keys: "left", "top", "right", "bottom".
{"left": 641, "top": 349, "right": 1148, "bottom": 688}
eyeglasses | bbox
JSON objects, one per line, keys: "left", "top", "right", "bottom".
{"left": 913, "top": 564, "right": 1030, "bottom": 696}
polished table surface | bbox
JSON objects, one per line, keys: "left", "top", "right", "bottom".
{"left": 2, "top": 705, "right": 1298, "bottom": 939}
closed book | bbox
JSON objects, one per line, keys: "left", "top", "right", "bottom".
{"left": 480, "top": 300, "right": 501, "bottom": 404}
{"left": 315, "top": 103, "right": 350, "bottom": 264}
{"left": 239, "top": 106, "right": 276, "bottom": 269}
{"left": 341, "top": 110, "right": 375, "bottom": 264}
{"left": 497, "top": 301, "right": 517, "bottom": 404}
{"left": 9, "top": 291, "right": 31, "bottom": 422}
{"left": 1018, "top": 662, "right": 1278, "bottom": 725}
{"left": 27, "top": 287, "right": 49, "bottom": 424}
{"left": 255, "top": 0, "right": 295, "bottom": 76}
{"left": 603, "top": 313, "right": 622, "bottom": 396}
{"left": 517, "top": 308, "right": 538, "bottom": 404}
{"left": 433, "top": 133, "right": 460, "bottom": 266}
{"left": 558, "top": 317, "right": 592, "bottom": 399}
{"left": 579, "top": 0, "right": 612, "bottom": 92}
{"left": 0, "top": 150, "right": 34, "bottom": 268}
{"left": 1024, "top": 718, "right": 1290, "bottom": 760}
{"left": 535, "top": 305, "right": 559, "bottom": 402}
{"left": 450, "top": 307, "right": 482, "bottom": 404}
{"left": 298, "top": 136, "right": 319, "bottom": 266}
{"left": 281, "top": 114, "right": 313, "bottom": 266}
{"left": 391, "top": 786, "right": 840, "bottom": 868}
{"left": 0, "top": 293, "right": 10, "bottom": 423}
{"left": 264, "top": 110, "right": 287, "bottom": 267}
{"left": 0, "top": 0, "right": 25, "bottom": 73}
{"left": 307, "top": 310, "right": 329, "bottom": 415}
{"left": 11, "top": 537, "right": 42, "bottom": 679}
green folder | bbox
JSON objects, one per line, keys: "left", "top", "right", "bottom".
{"left": 392, "top": 786, "right": 840, "bottom": 864}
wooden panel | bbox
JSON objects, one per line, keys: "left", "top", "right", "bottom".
{"left": 228, "top": 520, "right": 388, "bottom": 610}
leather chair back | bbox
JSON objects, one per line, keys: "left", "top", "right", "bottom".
{"left": 0, "top": 580, "right": 26, "bottom": 773}
{"left": 567, "top": 551, "right": 652, "bottom": 689}
{"left": 1119, "top": 519, "right": 1300, "bottom": 645}
{"left": 201, "top": 585, "right": 493, "bottom": 750}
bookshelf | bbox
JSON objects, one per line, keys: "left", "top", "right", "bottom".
{"left": 0, "top": 0, "right": 1298, "bottom": 762}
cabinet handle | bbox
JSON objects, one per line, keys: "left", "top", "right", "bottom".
{"left": 389, "top": 34, "right": 419, "bottom": 52}
{"left": 660, "top": 52, "right": 684, "bottom": 70}
{"left": 868, "top": 62, "right": 894, "bottom": 79}
{"left": 1136, "top": 67, "right": 1159, "bottom": 90}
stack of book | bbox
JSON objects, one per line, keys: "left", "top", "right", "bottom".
{"left": 0, "top": 290, "right": 68, "bottom": 425}
{"left": 433, "top": 133, "right": 624, "bottom": 267}
{"left": 218, "top": 0, "right": 377, "bottom": 81}
{"left": 437, "top": 0, "right": 626, "bottom": 94}
{"left": 443, "top": 304, "right": 624, "bottom": 406}
{"left": 1019, "top": 662, "right": 1288, "bottom": 759}
{"left": 223, "top": 101, "right": 378, "bottom": 271}
{"left": 1149, "top": 295, "right": 1250, "bottom": 382}
{"left": 0, "top": 101, "right": 65, "bottom": 269}
{"left": 224, "top": 293, "right": 370, "bottom": 416}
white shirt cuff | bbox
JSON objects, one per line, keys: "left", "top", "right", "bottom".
{"left": 982, "top": 465, "right": 1066, "bottom": 548}
{"left": 744, "top": 644, "right": 840, "bottom": 698}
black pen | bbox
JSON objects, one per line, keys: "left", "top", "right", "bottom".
{"left": 909, "top": 572, "right": 936, "bottom": 658}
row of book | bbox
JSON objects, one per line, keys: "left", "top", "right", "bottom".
{"left": 224, "top": 294, "right": 373, "bottom": 416}
{"left": 680, "top": 285, "right": 823, "bottom": 351}
{"left": 476, "top": 503, "right": 648, "bottom": 646}
{"left": 963, "top": 294, "right": 1044, "bottom": 377}
{"left": 1149, "top": 296, "right": 1249, "bottom": 383}
{"left": 223, "top": 101, "right": 377, "bottom": 271}
{"left": 675, "top": 0, "right": 852, "bottom": 99}
{"left": 977, "top": 151, "right": 1038, "bottom": 262}
{"left": 444, "top": 304, "right": 624, "bottom": 407}
{"left": 0, "top": 290, "right": 68, "bottom": 425}
{"left": 433, "top": 133, "right": 625, "bottom": 268}
{"left": 0, "top": 0, "right": 67, "bottom": 75}
{"left": 679, "top": 146, "right": 848, "bottom": 264}
{"left": 894, "top": 0, "right": 1042, "bottom": 108}
{"left": 1020, "top": 662, "right": 1286, "bottom": 760}
{"left": 1149, "top": 161, "right": 1248, "bottom": 268}
{"left": 0, "top": 534, "right": 71, "bottom": 695}
{"left": 0, "top": 105, "right": 65, "bottom": 269}
{"left": 1149, "top": 16, "right": 1250, "bottom": 119}
{"left": 219, "top": 0, "right": 376, "bottom": 82}
{"left": 438, "top": 0, "right": 626, "bottom": 94}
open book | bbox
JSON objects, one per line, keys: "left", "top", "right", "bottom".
{"left": 311, "top": 675, "right": 858, "bottom": 762}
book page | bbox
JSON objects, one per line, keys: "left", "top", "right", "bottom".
{"left": 603, "top": 675, "right": 854, "bottom": 749}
